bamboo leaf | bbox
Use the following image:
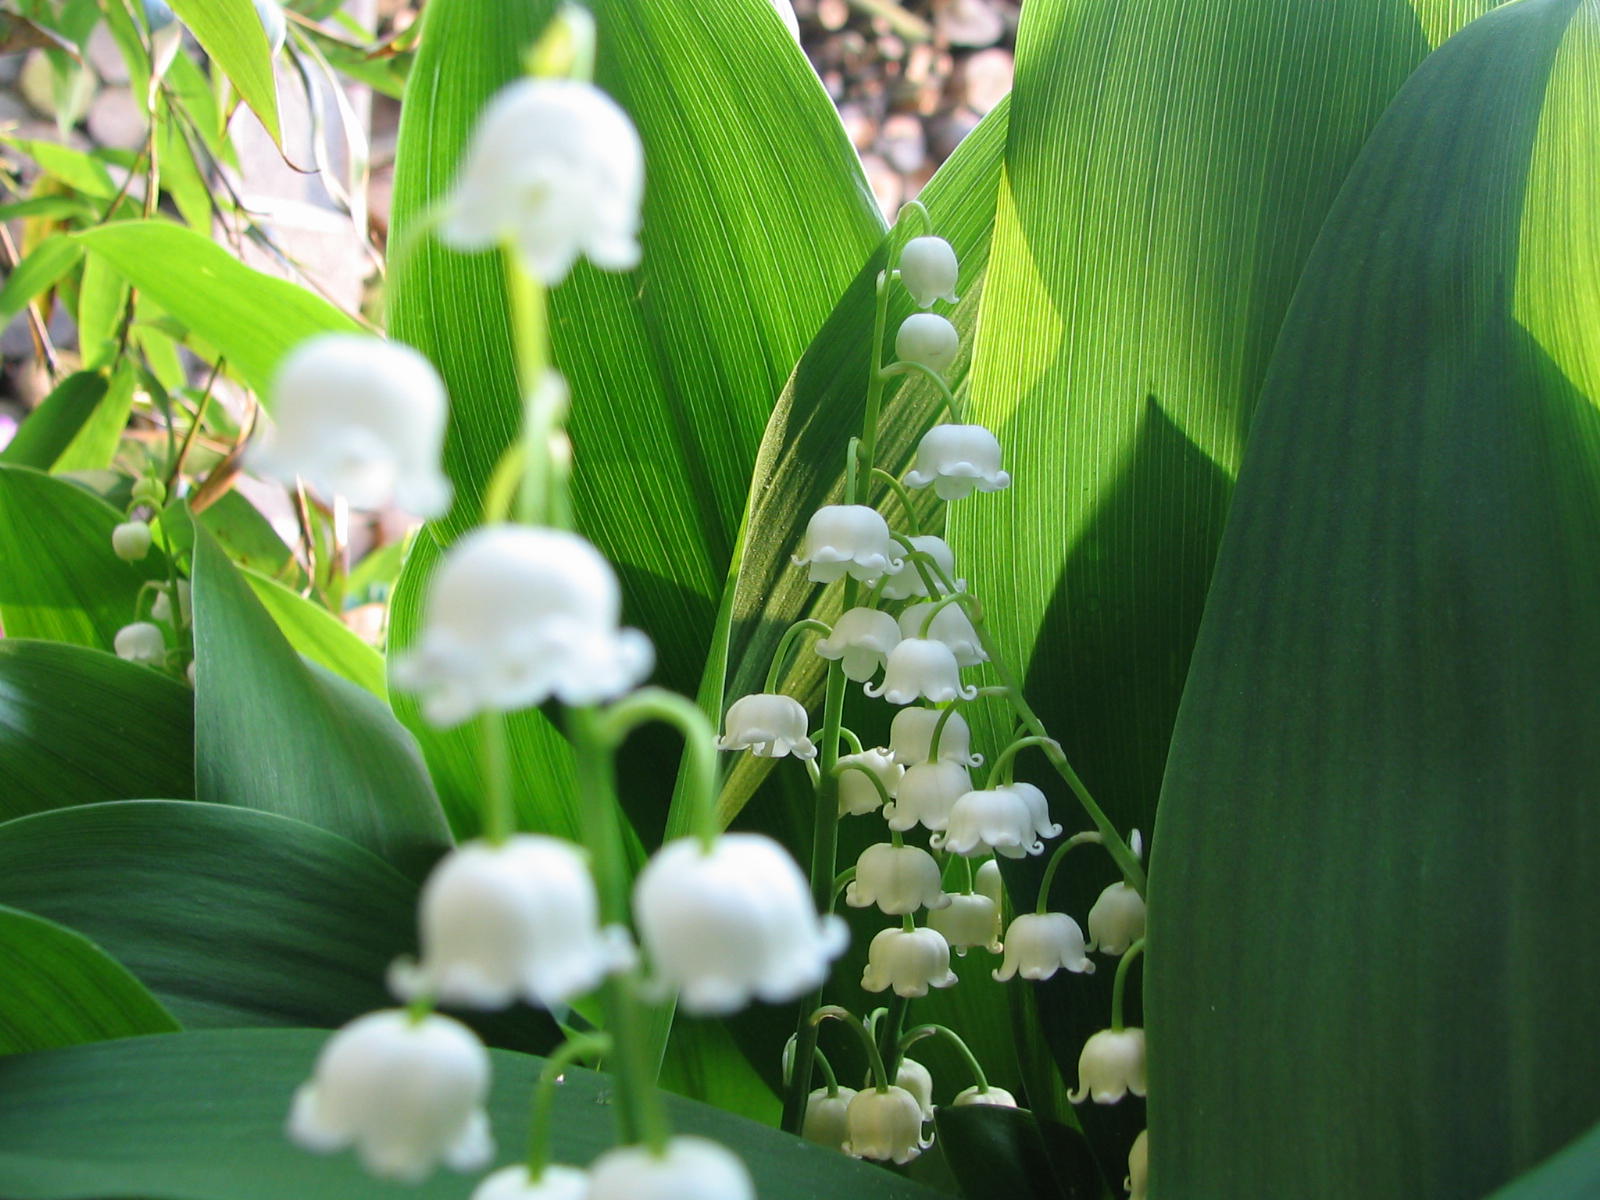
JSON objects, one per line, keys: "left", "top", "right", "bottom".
{"left": 167, "top": 0, "right": 281, "bottom": 144}
{"left": 0, "top": 371, "right": 106, "bottom": 471}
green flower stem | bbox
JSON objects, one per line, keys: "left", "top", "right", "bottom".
{"left": 876, "top": 993, "right": 911, "bottom": 1087}
{"left": 928, "top": 704, "right": 958, "bottom": 760}
{"left": 503, "top": 246, "right": 556, "bottom": 527}
{"left": 870, "top": 467, "right": 924, "bottom": 535}
{"left": 987, "top": 735, "right": 1061, "bottom": 787}
{"left": 481, "top": 711, "right": 513, "bottom": 844}
{"left": 837, "top": 726, "right": 864, "bottom": 755}
{"left": 405, "top": 993, "right": 435, "bottom": 1024}
{"left": 901, "top": 1023, "right": 990, "bottom": 1092}
{"left": 526, "top": 1033, "right": 612, "bottom": 1176}
{"left": 764, "top": 619, "right": 833, "bottom": 692}
{"left": 878, "top": 359, "right": 963, "bottom": 420}
{"left": 845, "top": 436, "right": 860, "bottom": 501}
{"left": 813, "top": 1006, "right": 891, "bottom": 1093}
{"left": 567, "top": 706, "right": 670, "bottom": 1152}
{"left": 901, "top": 199, "right": 933, "bottom": 236}
{"left": 813, "top": 1043, "right": 842, "bottom": 1095}
{"left": 830, "top": 867, "right": 857, "bottom": 910}
{"left": 833, "top": 760, "right": 894, "bottom": 810}
{"left": 856, "top": 269, "right": 894, "bottom": 484}
{"left": 917, "top": 590, "right": 967, "bottom": 637}
{"left": 1034, "top": 831, "right": 1105, "bottom": 915}
{"left": 1111, "top": 938, "right": 1146, "bottom": 1032}
{"left": 596, "top": 688, "right": 722, "bottom": 848}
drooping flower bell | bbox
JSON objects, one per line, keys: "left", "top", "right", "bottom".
{"left": 898, "top": 602, "right": 986, "bottom": 668}
{"left": 633, "top": 834, "right": 847, "bottom": 1015}
{"left": 993, "top": 912, "right": 1095, "bottom": 982}
{"left": 1006, "top": 781, "right": 1063, "bottom": 842}
{"left": 716, "top": 693, "right": 816, "bottom": 759}
{"left": 934, "top": 788, "right": 1043, "bottom": 858}
{"left": 879, "top": 534, "right": 962, "bottom": 600}
{"left": 889, "top": 706, "right": 982, "bottom": 767}
{"left": 388, "top": 836, "right": 631, "bottom": 1010}
{"left": 472, "top": 1164, "right": 589, "bottom": 1200}
{"left": 845, "top": 843, "right": 951, "bottom": 915}
{"left": 883, "top": 759, "right": 972, "bottom": 832}
{"left": 893, "top": 1056, "right": 935, "bottom": 1121}
{"left": 814, "top": 607, "right": 901, "bottom": 682}
{"left": 588, "top": 1136, "right": 754, "bottom": 1200}
{"left": 861, "top": 926, "right": 958, "bottom": 997}
{"left": 898, "top": 236, "right": 960, "bottom": 308}
{"left": 114, "top": 622, "right": 166, "bottom": 666}
{"left": 1087, "top": 881, "right": 1147, "bottom": 956}
{"left": 894, "top": 313, "right": 960, "bottom": 375}
{"left": 953, "top": 1084, "right": 1018, "bottom": 1107}
{"left": 927, "top": 891, "right": 1002, "bottom": 955}
{"left": 1069, "top": 1028, "right": 1147, "bottom": 1105}
{"left": 842, "top": 1086, "right": 932, "bottom": 1163}
{"left": 392, "top": 526, "right": 652, "bottom": 727}
{"left": 904, "top": 424, "right": 1011, "bottom": 501}
{"left": 441, "top": 78, "right": 644, "bottom": 285}
{"left": 251, "top": 334, "right": 453, "bottom": 518}
{"left": 1127, "top": 1129, "right": 1149, "bottom": 1199}
{"left": 793, "top": 505, "right": 903, "bottom": 584}
{"left": 112, "top": 520, "right": 152, "bottom": 562}
{"left": 150, "top": 581, "right": 190, "bottom": 626}
{"left": 836, "top": 747, "right": 903, "bottom": 816}
{"left": 865, "top": 638, "right": 977, "bottom": 705}
{"left": 286, "top": 1010, "right": 493, "bottom": 1183}
{"left": 802, "top": 1086, "right": 857, "bottom": 1149}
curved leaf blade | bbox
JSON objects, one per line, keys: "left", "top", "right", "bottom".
{"left": 166, "top": 0, "right": 280, "bottom": 144}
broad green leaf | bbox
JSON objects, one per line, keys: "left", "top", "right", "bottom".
{"left": 934, "top": 1106, "right": 1084, "bottom": 1200}
{"left": 0, "top": 138, "right": 114, "bottom": 198}
{"left": 167, "top": 0, "right": 280, "bottom": 144}
{"left": 0, "top": 237, "right": 81, "bottom": 324}
{"left": 0, "top": 464, "right": 167, "bottom": 650}
{"left": 74, "top": 221, "right": 359, "bottom": 396}
{"left": 0, "top": 371, "right": 106, "bottom": 470}
{"left": 0, "top": 1029, "right": 947, "bottom": 1200}
{"left": 191, "top": 524, "right": 448, "bottom": 876}
{"left": 0, "top": 640, "right": 194, "bottom": 820}
{"left": 0, "top": 905, "right": 178, "bottom": 1054}
{"left": 51, "top": 360, "right": 135, "bottom": 473}
{"left": 244, "top": 569, "right": 386, "bottom": 698}
{"left": 1488, "top": 1120, "right": 1600, "bottom": 1200}
{"left": 1147, "top": 1, "right": 1600, "bottom": 1196}
{"left": 75, "top": 248, "right": 126, "bottom": 369}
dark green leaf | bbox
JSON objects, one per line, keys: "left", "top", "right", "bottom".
{"left": 934, "top": 1105, "right": 1087, "bottom": 1200}
{"left": 0, "top": 371, "right": 106, "bottom": 470}
{"left": 51, "top": 360, "right": 135, "bottom": 473}
{"left": 1488, "top": 1120, "right": 1600, "bottom": 1200}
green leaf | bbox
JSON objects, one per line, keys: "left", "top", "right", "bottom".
{"left": 1147, "top": 1, "right": 1600, "bottom": 1196}
{"left": 0, "top": 905, "right": 178, "bottom": 1054}
{"left": 243, "top": 569, "right": 386, "bottom": 698}
{"left": 934, "top": 1105, "right": 1085, "bottom": 1200}
{"left": 0, "top": 640, "right": 194, "bottom": 821}
{"left": 0, "top": 371, "right": 106, "bottom": 470}
{"left": 167, "top": 0, "right": 280, "bottom": 144}
{"left": 0, "top": 464, "right": 167, "bottom": 650}
{"left": 0, "top": 237, "right": 81, "bottom": 324}
{"left": 1488, "top": 1120, "right": 1600, "bottom": 1200}
{"left": 74, "top": 221, "right": 359, "bottom": 396}
{"left": 191, "top": 523, "right": 449, "bottom": 876}
{"left": 51, "top": 360, "right": 135, "bottom": 473}
{"left": 0, "top": 1028, "right": 949, "bottom": 1200}
{"left": 0, "top": 138, "right": 114, "bottom": 198}
{"left": 74, "top": 248, "right": 127, "bottom": 369}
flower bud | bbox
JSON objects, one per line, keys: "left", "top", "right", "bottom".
{"left": 1127, "top": 1129, "right": 1149, "bottom": 1199}
{"left": 836, "top": 747, "right": 902, "bottom": 816}
{"left": 472, "top": 1163, "right": 588, "bottom": 1200}
{"left": 899, "top": 236, "right": 960, "bottom": 308}
{"left": 974, "top": 857, "right": 1004, "bottom": 906}
{"left": 286, "top": 1010, "right": 493, "bottom": 1182}
{"left": 898, "top": 601, "right": 985, "bottom": 667}
{"left": 842, "top": 1086, "right": 931, "bottom": 1163}
{"left": 793, "top": 505, "right": 902, "bottom": 584}
{"left": 131, "top": 476, "right": 167, "bottom": 507}
{"left": 114, "top": 622, "right": 166, "bottom": 665}
{"left": 879, "top": 534, "right": 962, "bottom": 600}
{"left": 993, "top": 912, "right": 1095, "bottom": 982}
{"left": 150, "top": 581, "right": 190, "bottom": 626}
{"left": 1087, "top": 881, "right": 1147, "bottom": 956}
{"left": 846, "top": 843, "right": 951, "bottom": 915}
{"left": 588, "top": 1136, "right": 754, "bottom": 1200}
{"left": 894, "top": 313, "right": 960, "bottom": 375}
{"left": 927, "top": 891, "right": 1002, "bottom": 955}
{"left": 883, "top": 759, "right": 971, "bottom": 832}
{"left": 953, "top": 1084, "right": 1017, "bottom": 1107}
{"left": 716, "top": 693, "right": 816, "bottom": 759}
{"left": 889, "top": 706, "right": 982, "bottom": 767}
{"left": 814, "top": 607, "right": 900, "bottom": 682}
{"left": 1069, "top": 1028, "right": 1146, "bottom": 1105}
{"left": 864, "top": 638, "right": 977, "bottom": 705}
{"left": 861, "top": 926, "right": 957, "bottom": 997}
{"left": 1006, "top": 781, "right": 1063, "bottom": 842}
{"left": 934, "top": 788, "right": 1042, "bottom": 858}
{"left": 893, "top": 1056, "right": 935, "bottom": 1120}
{"left": 111, "top": 520, "right": 152, "bottom": 562}
{"left": 904, "top": 424, "right": 1011, "bottom": 501}
{"left": 802, "top": 1086, "right": 856, "bottom": 1149}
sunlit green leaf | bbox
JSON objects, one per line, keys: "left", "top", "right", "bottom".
{"left": 167, "top": 0, "right": 280, "bottom": 144}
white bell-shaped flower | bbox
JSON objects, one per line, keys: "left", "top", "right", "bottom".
{"left": 1069, "top": 1028, "right": 1147, "bottom": 1105}
{"left": 879, "top": 534, "right": 962, "bottom": 600}
{"left": 842, "top": 1086, "right": 931, "bottom": 1163}
{"left": 114, "top": 622, "right": 166, "bottom": 666}
{"left": 814, "top": 607, "right": 901, "bottom": 682}
{"left": 904, "top": 424, "right": 1011, "bottom": 501}
{"left": 716, "top": 693, "right": 816, "bottom": 759}
{"left": 1127, "top": 1129, "right": 1149, "bottom": 1199}
{"left": 286, "top": 1010, "right": 493, "bottom": 1183}
{"left": 1006, "top": 781, "right": 1063, "bottom": 842}
{"left": 953, "top": 1084, "right": 1018, "bottom": 1107}
{"left": 441, "top": 78, "right": 643, "bottom": 285}
{"left": 865, "top": 638, "right": 977, "bottom": 705}
{"left": 933, "top": 788, "right": 1043, "bottom": 859}
{"left": 392, "top": 526, "right": 652, "bottom": 727}
{"left": 388, "top": 836, "right": 631, "bottom": 1010}
{"left": 150, "top": 581, "right": 190, "bottom": 626}
{"left": 883, "top": 759, "right": 971, "bottom": 832}
{"left": 893, "top": 1056, "right": 935, "bottom": 1120}
{"left": 251, "top": 334, "right": 452, "bottom": 517}
{"left": 894, "top": 313, "right": 960, "bottom": 375}
{"left": 793, "top": 505, "right": 903, "bottom": 584}
{"left": 1087, "top": 881, "right": 1147, "bottom": 956}
{"left": 836, "top": 747, "right": 903, "bottom": 816}
{"left": 846, "top": 843, "right": 951, "bottom": 915}
{"left": 898, "top": 602, "right": 986, "bottom": 667}
{"left": 927, "top": 891, "right": 1002, "bottom": 955}
{"left": 861, "top": 926, "right": 957, "bottom": 997}
{"left": 975, "top": 857, "right": 1004, "bottom": 906}
{"left": 633, "top": 834, "right": 847, "bottom": 1015}
{"left": 993, "top": 912, "right": 1095, "bottom": 982}
{"left": 112, "top": 520, "right": 152, "bottom": 562}
{"left": 890, "top": 706, "right": 982, "bottom": 767}
{"left": 899, "top": 236, "right": 960, "bottom": 308}
{"left": 802, "top": 1086, "right": 857, "bottom": 1149}
{"left": 472, "top": 1164, "right": 589, "bottom": 1200}
{"left": 588, "top": 1136, "right": 753, "bottom": 1200}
